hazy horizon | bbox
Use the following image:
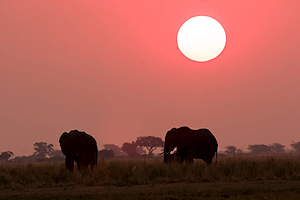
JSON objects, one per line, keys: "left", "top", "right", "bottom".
{"left": 1, "top": 1, "right": 299, "bottom": 157}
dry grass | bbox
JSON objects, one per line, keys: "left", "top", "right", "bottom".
{"left": 1, "top": 154, "right": 300, "bottom": 189}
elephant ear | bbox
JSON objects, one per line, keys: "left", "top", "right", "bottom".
{"left": 177, "top": 128, "right": 192, "bottom": 150}
{"left": 59, "top": 132, "right": 69, "bottom": 144}
{"left": 59, "top": 132, "right": 69, "bottom": 155}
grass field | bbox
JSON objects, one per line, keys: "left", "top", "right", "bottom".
{"left": 1, "top": 154, "right": 300, "bottom": 199}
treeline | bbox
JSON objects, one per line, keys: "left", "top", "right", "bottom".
{"left": 0, "top": 136, "right": 165, "bottom": 163}
{"left": 2, "top": 135, "right": 300, "bottom": 163}
{"left": 0, "top": 142, "right": 64, "bottom": 163}
{"left": 225, "top": 142, "right": 300, "bottom": 156}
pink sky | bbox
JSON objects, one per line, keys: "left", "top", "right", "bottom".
{"left": 1, "top": 1, "right": 299, "bottom": 156}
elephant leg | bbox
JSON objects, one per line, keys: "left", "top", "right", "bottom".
{"left": 75, "top": 155, "right": 88, "bottom": 169}
{"left": 78, "top": 155, "right": 95, "bottom": 170}
{"left": 76, "top": 156, "right": 85, "bottom": 169}
{"left": 205, "top": 151, "right": 215, "bottom": 164}
{"left": 196, "top": 153, "right": 205, "bottom": 162}
{"left": 178, "top": 148, "right": 194, "bottom": 163}
{"left": 178, "top": 150, "right": 185, "bottom": 163}
{"left": 90, "top": 159, "right": 97, "bottom": 170}
{"left": 185, "top": 148, "right": 194, "bottom": 163}
{"left": 74, "top": 155, "right": 79, "bottom": 165}
{"left": 65, "top": 155, "right": 76, "bottom": 171}
{"left": 186, "top": 154, "right": 194, "bottom": 163}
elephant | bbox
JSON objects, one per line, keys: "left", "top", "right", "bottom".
{"left": 59, "top": 130, "right": 98, "bottom": 171}
{"left": 164, "top": 126, "right": 218, "bottom": 164}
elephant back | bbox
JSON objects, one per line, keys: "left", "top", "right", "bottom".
{"left": 194, "top": 129, "right": 218, "bottom": 151}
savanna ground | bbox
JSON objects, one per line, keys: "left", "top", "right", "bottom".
{"left": 1, "top": 155, "right": 300, "bottom": 199}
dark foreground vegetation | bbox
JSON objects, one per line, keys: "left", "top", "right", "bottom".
{"left": 1, "top": 154, "right": 300, "bottom": 199}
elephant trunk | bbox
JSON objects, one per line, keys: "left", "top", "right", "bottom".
{"left": 163, "top": 151, "right": 171, "bottom": 163}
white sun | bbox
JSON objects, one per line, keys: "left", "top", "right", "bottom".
{"left": 177, "top": 16, "right": 226, "bottom": 62}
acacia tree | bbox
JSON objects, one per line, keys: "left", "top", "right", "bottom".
{"left": 121, "top": 142, "right": 139, "bottom": 158}
{"left": 269, "top": 142, "right": 285, "bottom": 153}
{"left": 291, "top": 142, "right": 300, "bottom": 152}
{"left": 136, "top": 147, "right": 146, "bottom": 155}
{"left": 225, "top": 146, "right": 237, "bottom": 156}
{"left": 136, "top": 136, "right": 164, "bottom": 155}
{"left": 0, "top": 151, "right": 14, "bottom": 162}
{"left": 33, "top": 142, "right": 54, "bottom": 158}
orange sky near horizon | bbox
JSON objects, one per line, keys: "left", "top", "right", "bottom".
{"left": 1, "top": 1, "right": 300, "bottom": 156}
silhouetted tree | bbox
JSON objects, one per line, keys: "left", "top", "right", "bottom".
{"left": 269, "top": 142, "right": 285, "bottom": 153}
{"left": 136, "top": 136, "right": 164, "bottom": 155}
{"left": 98, "top": 149, "right": 115, "bottom": 158}
{"left": 0, "top": 151, "right": 14, "bottom": 162}
{"left": 236, "top": 149, "right": 243, "bottom": 155}
{"left": 33, "top": 142, "right": 54, "bottom": 158}
{"left": 136, "top": 146, "right": 146, "bottom": 155}
{"left": 121, "top": 142, "right": 139, "bottom": 158}
{"left": 248, "top": 144, "right": 272, "bottom": 154}
{"left": 225, "top": 146, "right": 237, "bottom": 156}
{"left": 291, "top": 142, "right": 300, "bottom": 152}
{"left": 103, "top": 144, "right": 123, "bottom": 157}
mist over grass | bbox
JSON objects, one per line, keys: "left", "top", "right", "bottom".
{"left": 1, "top": 154, "right": 300, "bottom": 189}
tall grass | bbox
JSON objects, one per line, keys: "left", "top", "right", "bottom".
{"left": 1, "top": 154, "right": 300, "bottom": 189}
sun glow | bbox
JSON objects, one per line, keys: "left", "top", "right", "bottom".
{"left": 177, "top": 16, "right": 226, "bottom": 62}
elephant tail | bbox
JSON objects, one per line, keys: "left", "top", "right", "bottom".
{"left": 215, "top": 144, "right": 218, "bottom": 163}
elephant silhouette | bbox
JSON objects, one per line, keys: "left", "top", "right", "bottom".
{"left": 164, "top": 126, "right": 218, "bottom": 164}
{"left": 59, "top": 130, "right": 98, "bottom": 171}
